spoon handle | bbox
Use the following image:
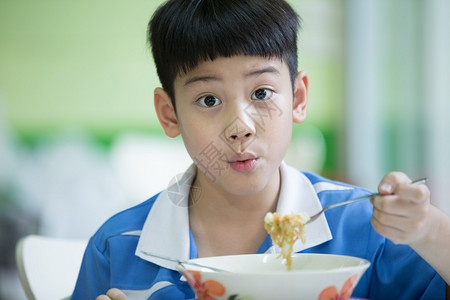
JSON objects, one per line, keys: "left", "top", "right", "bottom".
{"left": 307, "top": 177, "right": 428, "bottom": 224}
{"left": 141, "top": 251, "right": 228, "bottom": 272}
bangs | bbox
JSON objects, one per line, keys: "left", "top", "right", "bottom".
{"left": 149, "top": 0, "right": 300, "bottom": 102}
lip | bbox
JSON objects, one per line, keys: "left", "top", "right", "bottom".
{"left": 229, "top": 153, "right": 258, "bottom": 173}
{"left": 229, "top": 152, "right": 257, "bottom": 163}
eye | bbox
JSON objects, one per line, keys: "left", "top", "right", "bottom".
{"left": 197, "top": 95, "right": 222, "bottom": 107}
{"left": 251, "top": 88, "right": 273, "bottom": 101}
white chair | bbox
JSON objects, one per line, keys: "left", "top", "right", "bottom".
{"left": 15, "top": 235, "right": 88, "bottom": 300}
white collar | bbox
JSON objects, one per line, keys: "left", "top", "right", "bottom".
{"left": 270, "top": 162, "right": 332, "bottom": 253}
{"left": 135, "top": 162, "right": 332, "bottom": 270}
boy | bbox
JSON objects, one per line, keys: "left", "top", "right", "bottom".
{"left": 72, "top": 0, "right": 450, "bottom": 299}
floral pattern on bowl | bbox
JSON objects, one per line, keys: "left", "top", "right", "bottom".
{"left": 319, "top": 274, "right": 358, "bottom": 300}
{"left": 181, "top": 270, "right": 226, "bottom": 300}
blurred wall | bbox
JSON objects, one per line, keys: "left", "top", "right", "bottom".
{"left": 0, "top": 1, "right": 162, "bottom": 137}
{"left": 344, "top": 0, "right": 450, "bottom": 215}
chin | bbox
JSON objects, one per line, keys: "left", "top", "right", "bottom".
{"left": 224, "top": 172, "right": 274, "bottom": 196}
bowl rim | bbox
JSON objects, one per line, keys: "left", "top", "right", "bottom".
{"left": 180, "top": 253, "right": 371, "bottom": 275}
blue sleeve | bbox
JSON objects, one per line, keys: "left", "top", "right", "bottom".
{"left": 367, "top": 240, "right": 446, "bottom": 300}
{"left": 71, "top": 237, "right": 110, "bottom": 299}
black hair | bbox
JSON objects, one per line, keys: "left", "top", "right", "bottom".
{"left": 148, "top": 0, "right": 301, "bottom": 110}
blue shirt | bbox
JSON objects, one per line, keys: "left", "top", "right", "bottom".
{"left": 72, "top": 164, "right": 445, "bottom": 299}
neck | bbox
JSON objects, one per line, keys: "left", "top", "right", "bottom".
{"left": 190, "top": 167, "right": 280, "bottom": 223}
{"left": 188, "top": 167, "right": 281, "bottom": 257}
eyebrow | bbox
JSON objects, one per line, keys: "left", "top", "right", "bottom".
{"left": 183, "top": 75, "right": 220, "bottom": 87}
{"left": 244, "top": 66, "right": 281, "bottom": 78}
{"left": 183, "top": 66, "right": 281, "bottom": 87}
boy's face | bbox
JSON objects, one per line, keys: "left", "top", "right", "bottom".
{"left": 155, "top": 55, "right": 308, "bottom": 196}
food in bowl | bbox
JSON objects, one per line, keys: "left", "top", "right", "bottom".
{"left": 264, "top": 212, "right": 310, "bottom": 270}
{"left": 178, "top": 253, "right": 370, "bottom": 300}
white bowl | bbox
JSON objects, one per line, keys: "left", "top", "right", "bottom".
{"left": 178, "top": 253, "right": 370, "bottom": 300}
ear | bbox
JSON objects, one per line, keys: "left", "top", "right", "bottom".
{"left": 154, "top": 88, "right": 180, "bottom": 138}
{"left": 292, "top": 71, "right": 309, "bottom": 124}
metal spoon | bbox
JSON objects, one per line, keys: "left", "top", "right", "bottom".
{"left": 304, "top": 177, "right": 428, "bottom": 225}
{"left": 141, "top": 251, "right": 228, "bottom": 272}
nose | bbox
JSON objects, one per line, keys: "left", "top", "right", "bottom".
{"left": 223, "top": 112, "right": 256, "bottom": 144}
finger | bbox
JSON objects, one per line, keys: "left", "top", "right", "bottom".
{"left": 371, "top": 216, "right": 411, "bottom": 244}
{"left": 372, "top": 206, "right": 425, "bottom": 230}
{"left": 394, "top": 183, "right": 430, "bottom": 204}
{"left": 96, "top": 296, "right": 111, "bottom": 300}
{"left": 371, "top": 195, "right": 424, "bottom": 217}
{"left": 106, "top": 288, "right": 129, "bottom": 300}
{"left": 371, "top": 211, "right": 426, "bottom": 245}
{"left": 378, "top": 172, "right": 411, "bottom": 195}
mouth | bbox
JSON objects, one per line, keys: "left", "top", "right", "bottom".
{"left": 229, "top": 153, "right": 258, "bottom": 173}
{"left": 229, "top": 152, "right": 257, "bottom": 162}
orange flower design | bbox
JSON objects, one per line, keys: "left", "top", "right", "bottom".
{"left": 182, "top": 270, "right": 226, "bottom": 300}
{"left": 318, "top": 274, "right": 358, "bottom": 300}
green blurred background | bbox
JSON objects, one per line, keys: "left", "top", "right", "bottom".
{"left": 0, "top": 0, "right": 345, "bottom": 175}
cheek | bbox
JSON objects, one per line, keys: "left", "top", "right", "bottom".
{"left": 178, "top": 118, "right": 219, "bottom": 158}
{"left": 263, "top": 102, "right": 293, "bottom": 136}
{"left": 264, "top": 106, "right": 293, "bottom": 152}
{"left": 178, "top": 120, "right": 231, "bottom": 181}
